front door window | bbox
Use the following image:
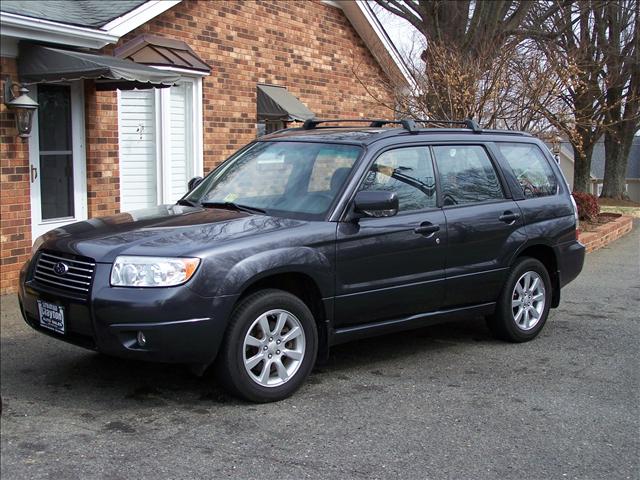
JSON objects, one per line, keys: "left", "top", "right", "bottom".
{"left": 37, "top": 85, "right": 75, "bottom": 220}
{"left": 29, "top": 81, "right": 87, "bottom": 239}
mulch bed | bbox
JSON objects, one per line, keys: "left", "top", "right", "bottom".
{"left": 579, "top": 212, "right": 622, "bottom": 232}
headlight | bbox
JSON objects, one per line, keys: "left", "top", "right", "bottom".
{"left": 110, "top": 256, "right": 200, "bottom": 287}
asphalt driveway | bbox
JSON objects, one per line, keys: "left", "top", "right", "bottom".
{"left": 1, "top": 224, "right": 638, "bottom": 480}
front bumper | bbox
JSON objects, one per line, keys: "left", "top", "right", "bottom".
{"left": 18, "top": 259, "right": 238, "bottom": 365}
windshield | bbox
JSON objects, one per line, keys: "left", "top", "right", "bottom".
{"left": 185, "top": 141, "right": 362, "bottom": 220}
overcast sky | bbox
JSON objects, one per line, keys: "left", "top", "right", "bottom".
{"left": 373, "top": 4, "right": 421, "bottom": 58}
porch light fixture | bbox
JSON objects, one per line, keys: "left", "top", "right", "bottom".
{"left": 551, "top": 136, "right": 562, "bottom": 156}
{"left": 3, "top": 76, "right": 38, "bottom": 139}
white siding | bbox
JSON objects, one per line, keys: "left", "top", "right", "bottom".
{"left": 119, "top": 90, "right": 158, "bottom": 211}
{"left": 118, "top": 79, "right": 202, "bottom": 210}
{"left": 168, "top": 83, "right": 193, "bottom": 203}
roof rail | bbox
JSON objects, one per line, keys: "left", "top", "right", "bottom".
{"left": 302, "top": 118, "right": 389, "bottom": 130}
{"left": 301, "top": 117, "right": 482, "bottom": 134}
{"left": 410, "top": 119, "right": 482, "bottom": 134}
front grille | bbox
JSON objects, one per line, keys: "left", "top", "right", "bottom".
{"left": 33, "top": 251, "right": 96, "bottom": 297}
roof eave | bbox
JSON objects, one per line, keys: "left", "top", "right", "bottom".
{"left": 0, "top": 1, "right": 182, "bottom": 55}
{"left": 0, "top": 12, "right": 118, "bottom": 52}
{"left": 102, "top": 0, "right": 182, "bottom": 37}
{"left": 328, "top": 0, "right": 415, "bottom": 90}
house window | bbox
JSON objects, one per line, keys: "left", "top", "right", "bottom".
{"left": 118, "top": 77, "right": 203, "bottom": 212}
{"left": 257, "top": 120, "right": 287, "bottom": 137}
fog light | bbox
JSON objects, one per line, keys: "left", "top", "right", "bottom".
{"left": 137, "top": 331, "right": 147, "bottom": 347}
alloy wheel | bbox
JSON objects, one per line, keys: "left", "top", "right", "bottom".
{"left": 511, "top": 271, "right": 546, "bottom": 331}
{"left": 243, "top": 309, "right": 306, "bottom": 387}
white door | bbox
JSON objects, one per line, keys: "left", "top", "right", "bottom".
{"left": 165, "top": 82, "right": 193, "bottom": 204}
{"left": 119, "top": 80, "right": 200, "bottom": 211}
{"left": 29, "top": 81, "right": 87, "bottom": 239}
{"left": 118, "top": 89, "right": 159, "bottom": 211}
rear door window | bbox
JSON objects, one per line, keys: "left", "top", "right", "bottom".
{"left": 432, "top": 145, "right": 504, "bottom": 206}
{"left": 497, "top": 143, "right": 559, "bottom": 198}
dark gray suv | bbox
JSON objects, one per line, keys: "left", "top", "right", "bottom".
{"left": 19, "top": 119, "right": 585, "bottom": 402}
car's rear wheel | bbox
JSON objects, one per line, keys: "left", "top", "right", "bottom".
{"left": 215, "top": 289, "right": 318, "bottom": 402}
{"left": 487, "top": 257, "right": 551, "bottom": 342}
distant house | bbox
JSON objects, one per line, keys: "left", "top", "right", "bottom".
{"left": 552, "top": 137, "right": 640, "bottom": 201}
{"left": 0, "top": 0, "right": 412, "bottom": 294}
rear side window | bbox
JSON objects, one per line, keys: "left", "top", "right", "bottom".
{"left": 432, "top": 145, "right": 504, "bottom": 206}
{"left": 497, "top": 143, "right": 558, "bottom": 198}
{"left": 359, "top": 146, "right": 436, "bottom": 212}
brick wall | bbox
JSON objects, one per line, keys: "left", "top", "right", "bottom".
{"left": 85, "top": 82, "right": 120, "bottom": 218}
{"left": 116, "top": 0, "right": 394, "bottom": 172}
{"left": 0, "top": 57, "right": 32, "bottom": 294}
{"left": 578, "top": 215, "right": 633, "bottom": 253}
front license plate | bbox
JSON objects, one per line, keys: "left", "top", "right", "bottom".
{"left": 37, "top": 300, "right": 65, "bottom": 335}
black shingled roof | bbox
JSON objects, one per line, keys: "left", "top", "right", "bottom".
{"left": 550, "top": 137, "right": 640, "bottom": 179}
{"left": 0, "top": 0, "right": 148, "bottom": 29}
{"left": 589, "top": 137, "right": 640, "bottom": 179}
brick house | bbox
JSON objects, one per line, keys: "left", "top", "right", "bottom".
{"left": 0, "top": 0, "right": 411, "bottom": 294}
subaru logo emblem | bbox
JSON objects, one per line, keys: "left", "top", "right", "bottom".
{"left": 53, "top": 262, "right": 69, "bottom": 276}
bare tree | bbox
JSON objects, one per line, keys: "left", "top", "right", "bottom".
{"left": 372, "top": 0, "right": 560, "bottom": 119}
{"left": 600, "top": 0, "right": 640, "bottom": 199}
{"left": 358, "top": 37, "right": 562, "bottom": 132}
{"left": 532, "top": 1, "right": 616, "bottom": 193}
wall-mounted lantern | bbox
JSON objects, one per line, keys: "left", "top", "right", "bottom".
{"left": 3, "top": 76, "right": 38, "bottom": 140}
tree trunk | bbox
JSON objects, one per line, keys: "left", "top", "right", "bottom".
{"left": 572, "top": 142, "right": 594, "bottom": 193}
{"left": 601, "top": 129, "right": 633, "bottom": 199}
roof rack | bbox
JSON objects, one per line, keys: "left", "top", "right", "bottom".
{"left": 411, "top": 119, "right": 483, "bottom": 134}
{"left": 301, "top": 118, "right": 482, "bottom": 134}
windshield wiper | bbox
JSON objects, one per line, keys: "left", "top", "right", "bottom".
{"left": 176, "top": 198, "right": 200, "bottom": 207}
{"left": 201, "top": 201, "right": 266, "bottom": 215}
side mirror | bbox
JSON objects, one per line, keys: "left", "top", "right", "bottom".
{"left": 188, "top": 176, "right": 203, "bottom": 191}
{"left": 353, "top": 191, "right": 399, "bottom": 218}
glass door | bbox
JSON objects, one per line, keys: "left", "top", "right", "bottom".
{"left": 29, "top": 82, "right": 87, "bottom": 239}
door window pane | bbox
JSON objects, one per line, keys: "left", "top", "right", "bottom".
{"left": 497, "top": 143, "right": 558, "bottom": 197}
{"left": 37, "top": 85, "right": 74, "bottom": 220}
{"left": 359, "top": 146, "right": 436, "bottom": 212}
{"left": 433, "top": 146, "right": 504, "bottom": 206}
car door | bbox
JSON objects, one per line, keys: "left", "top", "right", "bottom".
{"left": 334, "top": 145, "right": 446, "bottom": 326}
{"left": 432, "top": 144, "right": 524, "bottom": 308}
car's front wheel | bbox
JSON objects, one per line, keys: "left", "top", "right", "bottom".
{"left": 215, "top": 289, "right": 318, "bottom": 402}
{"left": 487, "top": 257, "right": 552, "bottom": 342}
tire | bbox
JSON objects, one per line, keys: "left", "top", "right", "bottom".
{"left": 215, "top": 289, "right": 318, "bottom": 402}
{"left": 487, "top": 257, "right": 552, "bottom": 343}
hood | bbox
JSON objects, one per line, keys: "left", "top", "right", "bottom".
{"left": 37, "top": 205, "right": 307, "bottom": 262}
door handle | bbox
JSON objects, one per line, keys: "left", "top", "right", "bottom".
{"left": 30, "top": 164, "right": 38, "bottom": 183}
{"left": 499, "top": 211, "right": 520, "bottom": 224}
{"left": 414, "top": 222, "right": 440, "bottom": 236}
